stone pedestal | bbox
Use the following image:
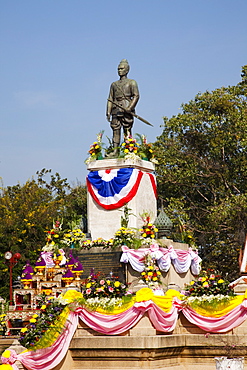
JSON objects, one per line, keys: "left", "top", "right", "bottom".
{"left": 87, "top": 158, "right": 157, "bottom": 240}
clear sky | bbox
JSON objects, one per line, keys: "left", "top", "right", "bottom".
{"left": 1, "top": 0, "right": 246, "bottom": 187}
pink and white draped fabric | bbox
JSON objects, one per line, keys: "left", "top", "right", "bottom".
{"left": 77, "top": 300, "right": 178, "bottom": 334}
{"left": 181, "top": 299, "right": 247, "bottom": 333}
{"left": 5, "top": 298, "right": 247, "bottom": 370}
{"left": 19, "top": 312, "right": 78, "bottom": 370}
{"left": 120, "top": 245, "right": 202, "bottom": 275}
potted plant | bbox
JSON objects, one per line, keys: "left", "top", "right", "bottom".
{"left": 214, "top": 338, "right": 244, "bottom": 370}
{"left": 204, "top": 333, "right": 244, "bottom": 370}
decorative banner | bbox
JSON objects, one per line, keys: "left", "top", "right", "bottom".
{"left": 87, "top": 168, "right": 156, "bottom": 210}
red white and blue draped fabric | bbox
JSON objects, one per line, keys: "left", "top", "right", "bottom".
{"left": 87, "top": 168, "right": 156, "bottom": 210}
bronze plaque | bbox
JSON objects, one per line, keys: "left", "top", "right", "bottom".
{"left": 77, "top": 251, "right": 125, "bottom": 282}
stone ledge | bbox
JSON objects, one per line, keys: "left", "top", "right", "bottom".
{"left": 69, "top": 334, "right": 247, "bottom": 369}
{"left": 87, "top": 158, "right": 155, "bottom": 172}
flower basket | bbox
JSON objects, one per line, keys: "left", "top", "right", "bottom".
{"left": 215, "top": 357, "right": 244, "bottom": 370}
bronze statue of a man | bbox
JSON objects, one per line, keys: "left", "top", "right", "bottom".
{"left": 106, "top": 59, "right": 139, "bottom": 155}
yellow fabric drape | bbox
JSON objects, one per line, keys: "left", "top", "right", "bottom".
{"left": 188, "top": 294, "right": 245, "bottom": 317}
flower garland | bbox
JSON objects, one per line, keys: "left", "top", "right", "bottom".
{"left": 0, "top": 314, "right": 7, "bottom": 335}
{"left": 85, "top": 131, "right": 157, "bottom": 163}
{"left": 19, "top": 294, "right": 69, "bottom": 350}
{"left": 139, "top": 212, "right": 158, "bottom": 239}
{"left": 184, "top": 270, "right": 235, "bottom": 297}
{"left": 135, "top": 134, "right": 157, "bottom": 162}
{"left": 43, "top": 221, "right": 85, "bottom": 252}
{"left": 121, "top": 136, "right": 139, "bottom": 155}
{"left": 62, "top": 228, "right": 86, "bottom": 248}
{"left": 81, "top": 270, "right": 132, "bottom": 302}
{"left": 85, "top": 131, "right": 104, "bottom": 162}
{"left": 81, "top": 237, "right": 114, "bottom": 249}
{"left": 140, "top": 254, "right": 162, "bottom": 288}
{"left": 113, "top": 227, "right": 142, "bottom": 249}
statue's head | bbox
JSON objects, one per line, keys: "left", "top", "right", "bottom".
{"left": 118, "top": 59, "right": 130, "bottom": 76}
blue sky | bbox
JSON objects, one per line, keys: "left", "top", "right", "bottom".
{"left": 1, "top": 0, "right": 246, "bottom": 187}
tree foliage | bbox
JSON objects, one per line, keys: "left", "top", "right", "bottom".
{"left": 154, "top": 65, "right": 247, "bottom": 280}
{"left": 0, "top": 169, "right": 87, "bottom": 299}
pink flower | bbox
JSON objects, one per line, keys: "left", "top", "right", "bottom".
{"left": 86, "top": 289, "right": 91, "bottom": 294}
{"left": 108, "top": 287, "right": 114, "bottom": 293}
{"left": 100, "top": 280, "right": 105, "bottom": 285}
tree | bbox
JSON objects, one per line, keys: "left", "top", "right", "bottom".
{"left": 0, "top": 169, "right": 87, "bottom": 299}
{"left": 154, "top": 65, "right": 247, "bottom": 280}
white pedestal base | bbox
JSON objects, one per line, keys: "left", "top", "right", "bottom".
{"left": 87, "top": 158, "right": 157, "bottom": 240}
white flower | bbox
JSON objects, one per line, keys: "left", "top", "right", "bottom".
{"left": 84, "top": 297, "right": 123, "bottom": 310}
{"left": 42, "top": 244, "right": 55, "bottom": 252}
{"left": 56, "top": 295, "right": 69, "bottom": 305}
{"left": 123, "top": 153, "right": 142, "bottom": 162}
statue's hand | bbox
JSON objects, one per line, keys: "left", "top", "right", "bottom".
{"left": 125, "top": 106, "right": 132, "bottom": 113}
{"left": 106, "top": 114, "right": 111, "bottom": 122}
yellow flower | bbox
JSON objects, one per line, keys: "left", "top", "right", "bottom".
{"left": 157, "top": 271, "right": 161, "bottom": 275}
{"left": 86, "top": 283, "right": 92, "bottom": 288}
{"left": 32, "top": 314, "right": 39, "bottom": 318}
{"left": 148, "top": 272, "right": 153, "bottom": 276}
{"left": 190, "top": 281, "right": 195, "bottom": 285}
{"left": 114, "top": 281, "right": 121, "bottom": 287}
{"left": 0, "top": 365, "right": 13, "bottom": 369}
{"left": 151, "top": 234, "right": 155, "bottom": 238}
{"left": 95, "top": 145, "right": 99, "bottom": 149}
{"left": 153, "top": 277, "right": 158, "bottom": 281}
{"left": 21, "top": 327, "right": 28, "bottom": 333}
{"left": 201, "top": 277, "right": 206, "bottom": 282}
{"left": 54, "top": 234, "right": 59, "bottom": 238}
{"left": 218, "top": 279, "right": 224, "bottom": 284}
{"left": 124, "top": 149, "right": 129, "bottom": 153}
{"left": 41, "top": 305, "right": 47, "bottom": 310}
{"left": 143, "top": 233, "right": 147, "bottom": 238}
{"left": 2, "top": 350, "right": 11, "bottom": 358}
{"left": 106, "top": 280, "right": 111, "bottom": 285}
{"left": 148, "top": 266, "right": 154, "bottom": 270}
{"left": 30, "top": 318, "right": 36, "bottom": 323}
